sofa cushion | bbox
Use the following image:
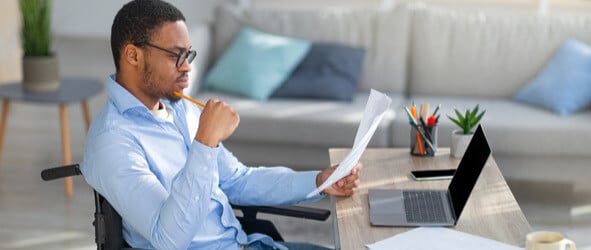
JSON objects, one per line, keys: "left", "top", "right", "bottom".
{"left": 211, "top": 3, "right": 410, "bottom": 94}
{"left": 513, "top": 38, "right": 591, "bottom": 116}
{"left": 409, "top": 4, "right": 591, "bottom": 98}
{"left": 391, "top": 96, "right": 591, "bottom": 157}
{"left": 271, "top": 42, "right": 365, "bottom": 101}
{"left": 194, "top": 91, "right": 402, "bottom": 147}
{"left": 203, "top": 27, "right": 311, "bottom": 100}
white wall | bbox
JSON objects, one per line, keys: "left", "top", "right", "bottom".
{"left": 0, "top": 0, "right": 223, "bottom": 83}
{"left": 52, "top": 0, "right": 220, "bottom": 38}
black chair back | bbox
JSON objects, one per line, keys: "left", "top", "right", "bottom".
{"left": 94, "top": 191, "right": 126, "bottom": 250}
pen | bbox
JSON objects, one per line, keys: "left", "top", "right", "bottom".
{"left": 419, "top": 117, "right": 432, "bottom": 141}
{"left": 409, "top": 106, "right": 425, "bottom": 155}
{"left": 432, "top": 104, "right": 441, "bottom": 117}
{"left": 404, "top": 106, "right": 418, "bottom": 125}
{"left": 409, "top": 105, "right": 418, "bottom": 120}
{"left": 404, "top": 106, "right": 424, "bottom": 154}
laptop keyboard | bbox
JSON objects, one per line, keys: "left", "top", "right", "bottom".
{"left": 403, "top": 190, "right": 448, "bottom": 223}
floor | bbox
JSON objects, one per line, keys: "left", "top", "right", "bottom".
{"left": 0, "top": 37, "right": 590, "bottom": 249}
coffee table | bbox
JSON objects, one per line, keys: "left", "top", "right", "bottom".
{"left": 0, "top": 78, "right": 103, "bottom": 197}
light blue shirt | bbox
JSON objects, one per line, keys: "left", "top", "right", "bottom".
{"left": 81, "top": 75, "right": 323, "bottom": 249}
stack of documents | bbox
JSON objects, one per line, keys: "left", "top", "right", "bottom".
{"left": 306, "top": 89, "right": 392, "bottom": 198}
{"left": 367, "top": 227, "right": 522, "bottom": 250}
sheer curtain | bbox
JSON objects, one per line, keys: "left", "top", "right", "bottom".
{"left": 0, "top": 0, "right": 22, "bottom": 83}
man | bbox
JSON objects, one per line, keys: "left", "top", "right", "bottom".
{"left": 81, "top": 0, "right": 361, "bottom": 249}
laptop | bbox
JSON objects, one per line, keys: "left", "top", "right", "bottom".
{"left": 368, "top": 124, "right": 491, "bottom": 227}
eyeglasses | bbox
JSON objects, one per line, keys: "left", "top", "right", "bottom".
{"left": 137, "top": 42, "right": 197, "bottom": 68}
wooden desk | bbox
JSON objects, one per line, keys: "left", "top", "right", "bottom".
{"left": 0, "top": 78, "right": 103, "bottom": 197}
{"left": 329, "top": 148, "right": 531, "bottom": 250}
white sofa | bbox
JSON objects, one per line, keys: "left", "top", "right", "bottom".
{"left": 189, "top": 2, "right": 591, "bottom": 187}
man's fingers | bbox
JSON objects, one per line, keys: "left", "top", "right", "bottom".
{"left": 340, "top": 180, "right": 358, "bottom": 190}
{"left": 324, "top": 162, "right": 362, "bottom": 197}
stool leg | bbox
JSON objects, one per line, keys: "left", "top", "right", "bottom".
{"left": 60, "top": 103, "right": 73, "bottom": 197}
{"left": 0, "top": 99, "right": 10, "bottom": 162}
{"left": 81, "top": 100, "right": 90, "bottom": 131}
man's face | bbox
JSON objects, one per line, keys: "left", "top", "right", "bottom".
{"left": 140, "top": 21, "right": 192, "bottom": 103}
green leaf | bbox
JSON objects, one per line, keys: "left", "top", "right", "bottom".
{"left": 470, "top": 110, "right": 486, "bottom": 128}
{"left": 469, "top": 105, "right": 479, "bottom": 120}
{"left": 448, "top": 116, "right": 462, "bottom": 128}
{"left": 448, "top": 105, "right": 486, "bottom": 134}
{"left": 454, "top": 109, "right": 464, "bottom": 122}
{"left": 20, "top": 0, "right": 52, "bottom": 56}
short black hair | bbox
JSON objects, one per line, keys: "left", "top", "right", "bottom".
{"left": 110, "top": 0, "right": 186, "bottom": 71}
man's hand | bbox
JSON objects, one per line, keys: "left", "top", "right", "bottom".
{"left": 316, "top": 162, "right": 362, "bottom": 197}
{"left": 195, "top": 99, "right": 240, "bottom": 147}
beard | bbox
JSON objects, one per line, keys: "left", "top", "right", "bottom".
{"left": 141, "top": 61, "right": 181, "bottom": 103}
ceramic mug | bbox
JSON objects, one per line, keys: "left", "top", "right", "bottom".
{"left": 526, "top": 231, "right": 576, "bottom": 250}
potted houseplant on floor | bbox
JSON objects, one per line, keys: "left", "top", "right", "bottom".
{"left": 448, "top": 105, "right": 485, "bottom": 158}
{"left": 20, "top": 0, "right": 59, "bottom": 92}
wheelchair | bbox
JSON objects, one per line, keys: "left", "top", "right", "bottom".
{"left": 41, "top": 164, "right": 331, "bottom": 250}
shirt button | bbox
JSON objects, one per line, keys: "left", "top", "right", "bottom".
{"left": 205, "top": 153, "right": 212, "bottom": 159}
{"left": 203, "top": 166, "right": 208, "bottom": 171}
{"left": 195, "top": 196, "right": 200, "bottom": 201}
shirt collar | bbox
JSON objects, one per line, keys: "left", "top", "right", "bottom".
{"left": 107, "top": 74, "right": 148, "bottom": 115}
{"left": 107, "top": 74, "right": 184, "bottom": 119}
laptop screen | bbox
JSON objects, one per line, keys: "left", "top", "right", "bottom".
{"left": 447, "top": 125, "right": 491, "bottom": 220}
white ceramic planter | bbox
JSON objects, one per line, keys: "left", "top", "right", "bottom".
{"left": 450, "top": 129, "right": 473, "bottom": 158}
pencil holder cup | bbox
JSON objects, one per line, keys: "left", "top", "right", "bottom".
{"left": 410, "top": 125, "right": 438, "bottom": 157}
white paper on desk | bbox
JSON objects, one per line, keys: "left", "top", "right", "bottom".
{"left": 306, "top": 89, "right": 392, "bottom": 198}
{"left": 366, "top": 227, "right": 522, "bottom": 250}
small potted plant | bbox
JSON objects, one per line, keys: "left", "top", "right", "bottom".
{"left": 20, "top": 0, "right": 59, "bottom": 92}
{"left": 447, "top": 105, "right": 485, "bottom": 158}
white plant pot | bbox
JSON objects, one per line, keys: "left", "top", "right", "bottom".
{"left": 450, "top": 130, "right": 473, "bottom": 158}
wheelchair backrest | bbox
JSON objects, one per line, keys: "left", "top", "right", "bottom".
{"left": 94, "top": 191, "right": 127, "bottom": 250}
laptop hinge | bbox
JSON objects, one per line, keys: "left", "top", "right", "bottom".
{"left": 447, "top": 191, "right": 457, "bottom": 224}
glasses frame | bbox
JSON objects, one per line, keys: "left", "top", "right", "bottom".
{"left": 136, "top": 42, "right": 196, "bottom": 68}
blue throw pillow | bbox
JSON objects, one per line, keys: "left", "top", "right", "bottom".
{"left": 272, "top": 43, "right": 365, "bottom": 101}
{"left": 513, "top": 38, "right": 591, "bottom": 115}
{"left": 203, "top": 27, "right": 311, "bottom": 100}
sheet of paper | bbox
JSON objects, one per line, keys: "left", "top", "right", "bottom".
{"left": 366, "top": 227, "right": 523, "bottom": 250}
{"left": 306, "top": 89, "right": 392, "bottom": 198}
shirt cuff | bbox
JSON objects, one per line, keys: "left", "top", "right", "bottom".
{"left": 291, "top": 171, "right": 325, "bottom": 202}
{"left": 185, "top": 140, "right": 220, "bottom": 175}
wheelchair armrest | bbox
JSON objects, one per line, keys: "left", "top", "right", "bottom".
{"left": 232, "top": 205, "right": 331, "bottom": 221}
{"left": 41, "top": 164, "right": 82, "bottom": 181}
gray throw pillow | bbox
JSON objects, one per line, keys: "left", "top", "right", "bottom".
{"left": 271, "top": 42, "right": 365, "bottom": 101}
